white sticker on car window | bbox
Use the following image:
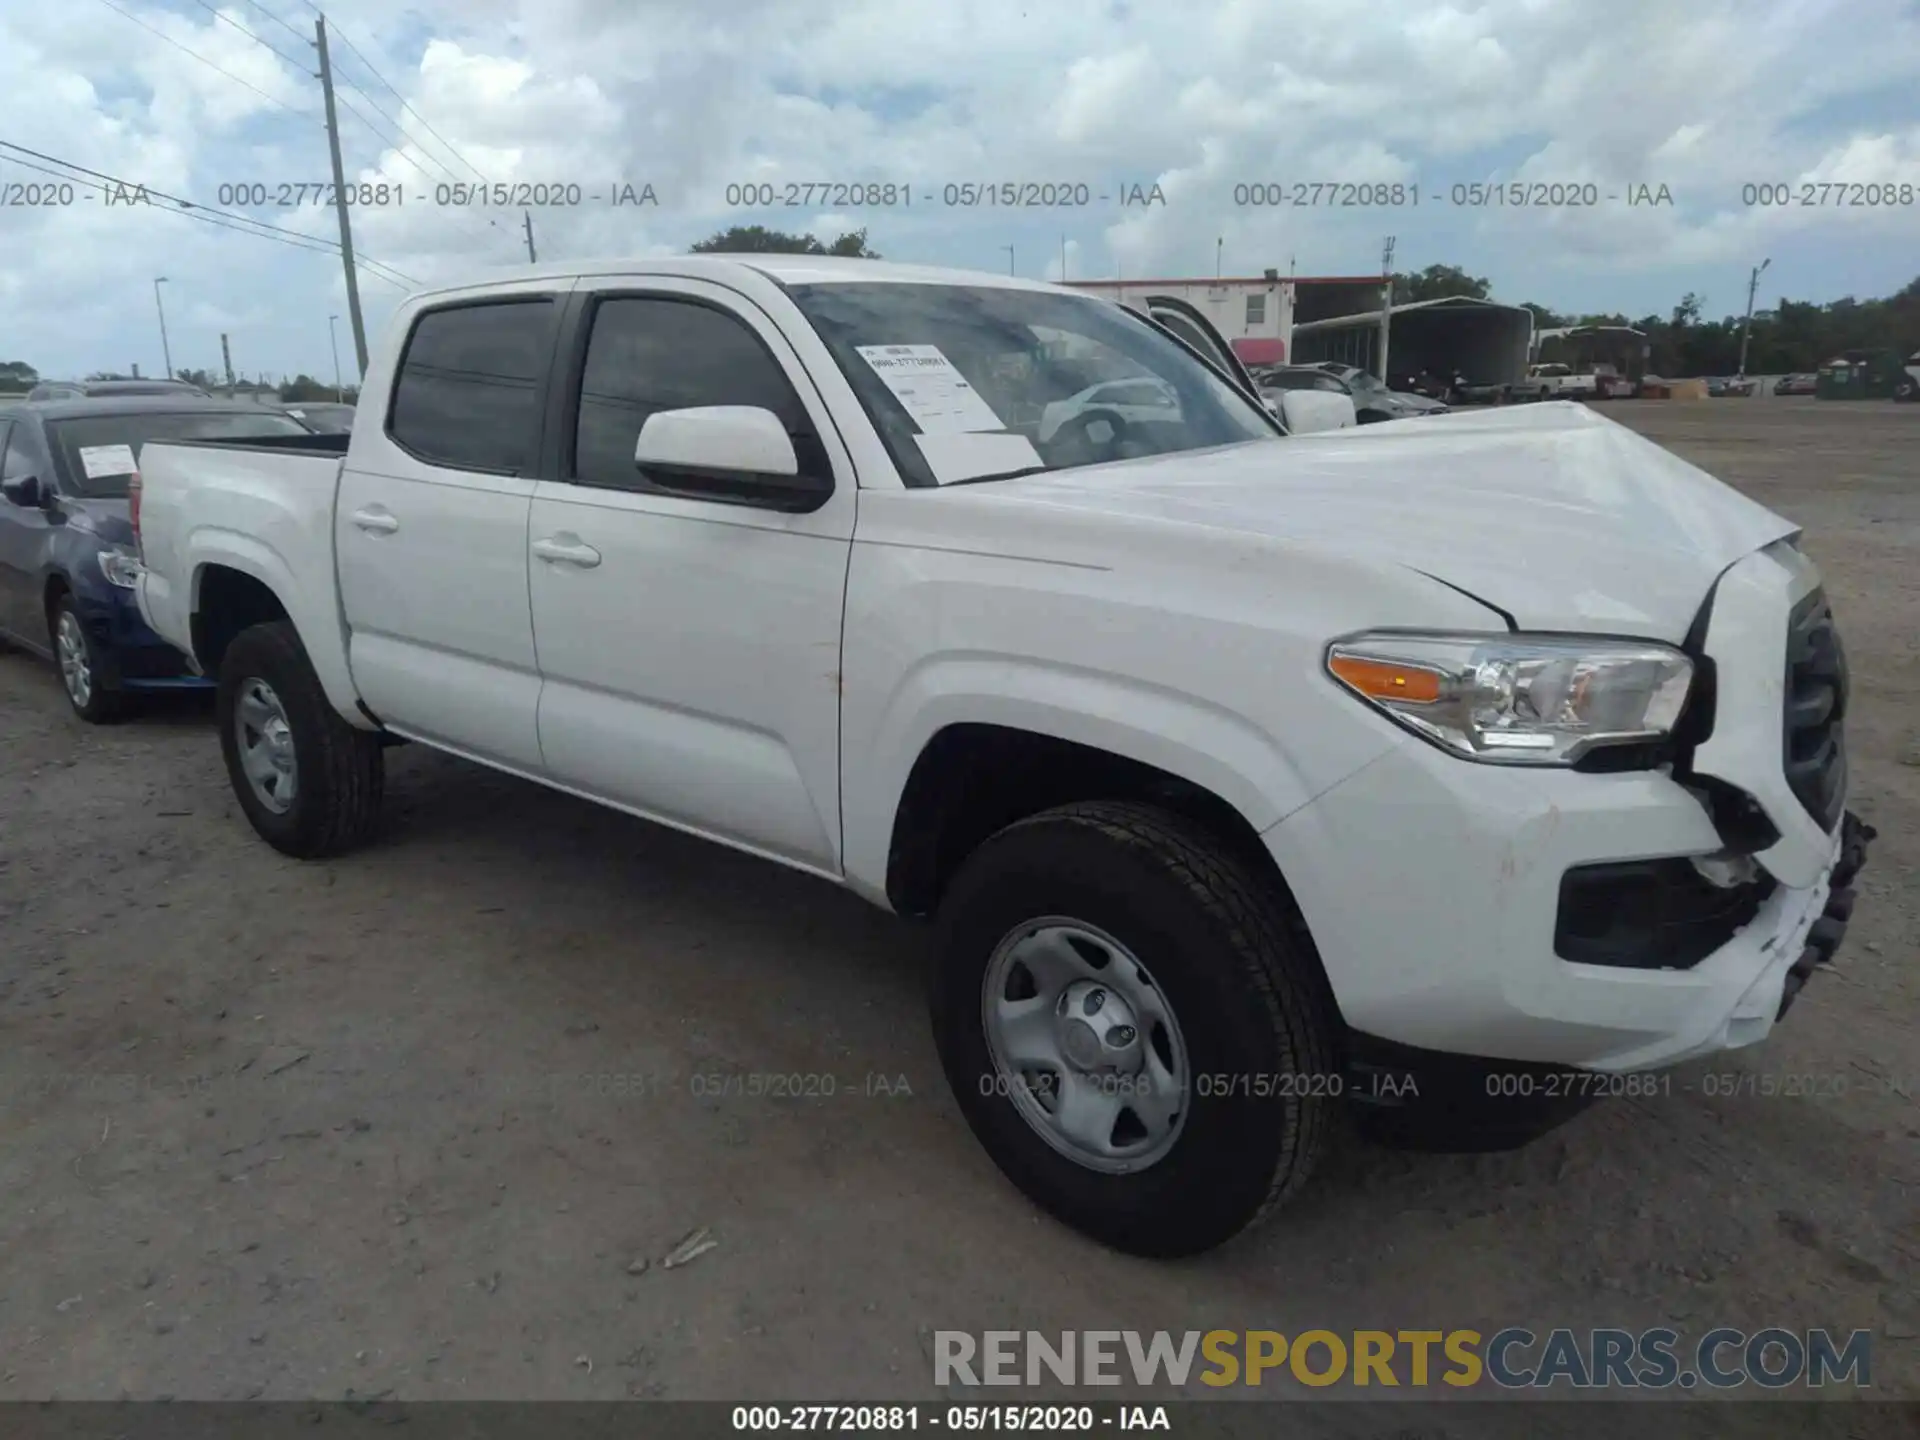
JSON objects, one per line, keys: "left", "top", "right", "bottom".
{"left": 855, "top": 344, "right": 1006, "bottom": 434}
{"left": 912, "top": 431, "right": 1045, "bottom": 486}
{"left": 77, "top": 443, "right": 139, "bottom": 479}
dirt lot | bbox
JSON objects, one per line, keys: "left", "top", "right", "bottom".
{"left": 0, "top": 398, "right": 1914, "bottom": 1405}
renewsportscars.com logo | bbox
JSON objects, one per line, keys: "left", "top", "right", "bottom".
{"left": 933, "top": 1327, "right": 1873, "bottom": 1390}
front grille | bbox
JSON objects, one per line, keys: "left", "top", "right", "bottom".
{"left": 1782, "top": 590, "right": 1848, "bottom": 832}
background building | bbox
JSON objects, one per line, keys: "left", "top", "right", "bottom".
{"left": 1290, "top": 295, "right": 1536, "bottom": 389}
{"left": 1065, "top": 273, "right": 1390, "bottom": 365}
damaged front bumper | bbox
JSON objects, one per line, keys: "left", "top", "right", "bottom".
{"left": 1776, "top": 810, "right": 1876, "bottom": 1020}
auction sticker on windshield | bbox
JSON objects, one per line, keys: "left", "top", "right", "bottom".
{"left": 912, "top": 430, "right": 1045, "bottom": 485}
{"left": 856, "top": 344, "right": 1006, "bottom": 434}
{"left": 77, "top": 444, "right": 139, "bottom": 479}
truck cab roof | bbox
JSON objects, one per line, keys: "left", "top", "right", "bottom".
{"left": 406, "top": 254, "right": 1068, "bottom": 305}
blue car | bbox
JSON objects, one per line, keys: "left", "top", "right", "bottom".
{"left": 0, "top": 396, "right": 314, "bottom": 721}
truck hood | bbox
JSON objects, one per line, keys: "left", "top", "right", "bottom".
{"left": 987, "top": 402, "right": 1799, "bottom": 642}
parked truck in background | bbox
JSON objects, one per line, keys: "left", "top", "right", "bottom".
{"left": 131, "top": 256, "right": 1873, "bottom": 1258}
{"left": 1517, "top": 363, "right": 1600, "bottom": 401}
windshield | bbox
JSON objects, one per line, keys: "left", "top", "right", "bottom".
{"left": 1344, "top": 370, "right": 1385, "bottom": 392}
{"left": 48, "top": 410, "right": 311, "bottom": 498}
{"left": 787, "top": 283, "right": 1275, "bottom": 486}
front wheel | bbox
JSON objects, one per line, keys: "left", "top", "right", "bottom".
{"left": 1896, "top": 375, "right": 1919, "bottom": 402}
{"left": 217, "top": 621, "right": 384, "bottom": 858}
{"left": 931, "top": 802, "right": 1337, "bottom": 1257}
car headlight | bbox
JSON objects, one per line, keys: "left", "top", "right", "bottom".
{"left": 1325, "top": 632, "right": 1694, "bottom": 766}
{"left": 97, "top": 546, "right": 141, "bottom": 589}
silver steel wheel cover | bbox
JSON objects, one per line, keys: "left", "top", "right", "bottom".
{"left": 234, "top": 678, "right": 299, "bottom": 814}
{"left": 981, "top": 917, "right": 1190, "bottom": 1174}
{"left": 56, "top": 610, "right": 92, "bottom": 708}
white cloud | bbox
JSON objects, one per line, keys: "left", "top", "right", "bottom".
{"left": 2, "top": 0, "right": 1917, "bottom": 377}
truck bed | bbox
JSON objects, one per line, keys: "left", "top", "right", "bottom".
{"left": 133, "top": 439, "right": 354, "bottom": 714}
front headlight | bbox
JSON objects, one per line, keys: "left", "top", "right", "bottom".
{"left": 1325, "top": 632, "right": 1694, "bottom": 766}
{"left": 97, "top": 547, "right": 141, "bottom": 589}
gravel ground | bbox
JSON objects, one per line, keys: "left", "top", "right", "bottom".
{"left": 0, "top": 397, "right": 1914, "bottom": 1404}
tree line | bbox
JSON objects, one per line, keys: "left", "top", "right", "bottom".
{"left": 1397, "top": 263, "right": 1920, "bottom": 375}
{"left": 0, "top": 359, "right": 354, "bottom": 402}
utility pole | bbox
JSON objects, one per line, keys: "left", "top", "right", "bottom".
{"left": 1215, "top": 236, "right": 1223, "bottom": 280}
{"left": 221, "top": 333, "right": 235, "bottom": 391}
{"left": 1737, "top": 257, "right": 1770, "bottom": 379}
{"left": 329, "top": 315, "right": 344, "bottom": 401}
{"left": 1060, "top": 234, "right": 1067, "bottom": 282}
{"left": 154, "top": 277, "right": 174, "bottom": 379}
{"left": 315, "top": 17, "right": 368, "bottom": 376}
{"left": 1002, "top": 244, "right": 1014, "bottom": 276}
{"left": 523, "top": 210, "right": 537, "bottom": 263}
{"left": 1378, "top": 236, "right": 1397, "bottom": 382}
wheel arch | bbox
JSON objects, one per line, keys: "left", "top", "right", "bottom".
{"left": 875, "top": 721, "right": 1342, "bottom": 1031}
{"left": 185, "top": 538, "right": 368, "bottom": 727}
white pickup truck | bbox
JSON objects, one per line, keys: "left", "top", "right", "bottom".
{"left": 133, "top": 256, "right": 1872, "bottom": 1258}
{"left": 1519, "top": 363, "right": 1601, "bottom": 401}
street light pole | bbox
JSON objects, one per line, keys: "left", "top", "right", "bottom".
{"left": 1003, "top": 245, "right": 1014, "bottom": 276}
{"left": 1737, "top": 257, "right": 1771, "bottom": 380}
{"left": 154, "top": 276, "right": 174, "bottom": 380}
{"left": 329, "top": 315, "right": 343, "bottom": 401}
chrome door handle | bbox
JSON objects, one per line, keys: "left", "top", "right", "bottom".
{"left": 351, "top": 508, "right": 399, "bottom": 533}
{"left": 532, "top": 536, "right": 602, "bottom": 568}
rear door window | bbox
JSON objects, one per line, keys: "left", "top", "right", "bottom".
{"left": 388, "top": 300, "right": 558, "bottom": 473}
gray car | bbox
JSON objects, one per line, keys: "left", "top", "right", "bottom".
{"left": 27, "top": 379, "right": 213, "bottom": 401}
{"left": 1288, "top": 363, "right": 1449, "bottom": 423}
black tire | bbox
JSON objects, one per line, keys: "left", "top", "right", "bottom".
{"left": 931, "top": 801, "right": 1337, "bottom": 1257}
{"left": 217, "top": 620, "right": 384, "bottom": 858}
{"left": 50, "top": 592, "right": 127, "bottom": 724}
{"left": 1896, "top": 376, "right": 1918, "bottom": 402}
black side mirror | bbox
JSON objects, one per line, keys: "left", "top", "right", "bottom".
{"left": 2, "top": 474, "right": 43, "bottom": 508}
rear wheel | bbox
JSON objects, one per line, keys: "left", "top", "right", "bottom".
{"left": 51, "top": 594, "right": 126, "bottom": 723}
{"left": 218, "top": 621, "right": 384, "bottom": 858}
{"left": 1896, "top": 375, "right": 1918, "bottom": 402}
{"left": 931, "top": 801, "right": 1336, "bottom": 1257}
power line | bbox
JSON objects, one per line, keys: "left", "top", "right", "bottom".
{"left": 183, "top": 0, "right": 314, "bottom": 72}
{"left": 1, "top": 149, "right": 341, "bottom": 262}
{"left": 93, "top": 0, "right": 320, "bottom": 123}
{"left": 329, "top": 89, "right": 505, "bottom": 240}
{"left": 0, "top": 140, "right": 420, "bottom": 287}
{"left": 237, "top": 0, "right": 309, "bottom": 45}
{"left": 290, "top": 0, "right": 490, "bottom": 184}
{"left": 332, "top": 87, "right": 461, "bottom": 186}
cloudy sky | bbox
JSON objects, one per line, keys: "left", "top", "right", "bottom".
{"left": 2, "top": 0, "right": 1917, "bottom": 381}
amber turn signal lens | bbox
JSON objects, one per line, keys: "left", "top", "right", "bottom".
{"left": 1327, "top": 652, "right": 1444, "bottom": 704}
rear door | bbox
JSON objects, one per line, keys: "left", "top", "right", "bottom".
{"left": 335, "top": 282, "right": 570, "bottom": 771}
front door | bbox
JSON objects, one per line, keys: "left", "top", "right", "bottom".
{"left": 0, "top": 421, "right": 51, "bottom": 644}
{"left": 526, "top": 282, "right": 856, "bottom": 873}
